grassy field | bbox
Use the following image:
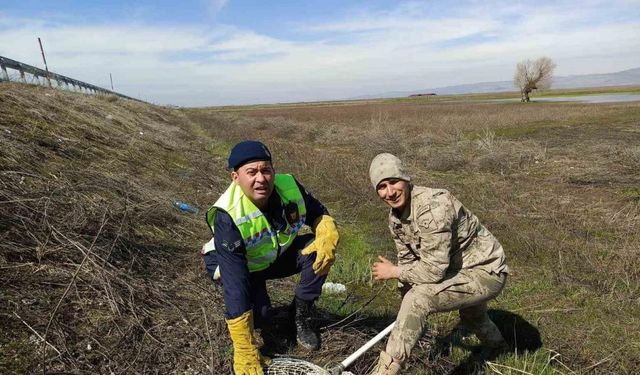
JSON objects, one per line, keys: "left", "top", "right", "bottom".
{"left": 201, "top": 85, "right": 640, "bottom": 112}
{"left": 1, "top": 83, "right": 639, "bottom": 374}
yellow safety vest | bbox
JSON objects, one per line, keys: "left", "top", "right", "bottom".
{"left": 206, "top": 174, "right": 307, "bottom": 272}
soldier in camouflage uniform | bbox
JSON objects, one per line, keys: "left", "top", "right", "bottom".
{"left": 368, "top": 153, "right": 509, "bottom": 375}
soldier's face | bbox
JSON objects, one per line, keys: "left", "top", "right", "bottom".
{"left": 376, "top": 178, "right": 410, "bottom": 210}
{"left": 232, "top": 160, "right": 275, "bottom": 209}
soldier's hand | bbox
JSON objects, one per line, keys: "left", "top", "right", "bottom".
{"left": 372, "top": 256, "right": 400, "bottom": 281}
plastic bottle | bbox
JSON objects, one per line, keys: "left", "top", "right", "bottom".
{"left": 322, "top": 282, "right": 347, "bottom": 294}
{"left": 174, "top": 201, "right": 200, "bottom": 214}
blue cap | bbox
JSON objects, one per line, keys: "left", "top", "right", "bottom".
{"left": 228, "top": 140, "right": 272, "bottom": 170}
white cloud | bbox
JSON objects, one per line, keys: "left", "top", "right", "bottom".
{"left": 205, "top": 30, "right": 295, "bottom": 61}
{"left": 2, "top": 23, "right": 206, "bottom": 55}
{"left": 0, "top": 1, "right": 639, "bottom": 106}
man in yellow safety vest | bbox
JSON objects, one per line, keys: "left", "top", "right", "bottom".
{"left": 203, "top": 140, "right": 339, "bottom": 375}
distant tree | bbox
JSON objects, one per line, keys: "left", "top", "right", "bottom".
{"left": 514, "top": 56, "right": 557, "bottom": 102}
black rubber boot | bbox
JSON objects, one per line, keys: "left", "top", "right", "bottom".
{"left": 475, "top": 340, "right": 510, "bottom": 361}
{"left": 292, "top": 297, "right": 320, "bottom": 350}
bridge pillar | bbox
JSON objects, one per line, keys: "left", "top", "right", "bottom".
{"left": 0, "top": 62, "right": 8, "bottom": 81}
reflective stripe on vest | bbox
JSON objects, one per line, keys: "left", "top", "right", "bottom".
{"left": 206, "top": 174, "right": 307, "bottom": 272}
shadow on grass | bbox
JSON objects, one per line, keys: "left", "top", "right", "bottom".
{"left": 449, "top": 309, "right": 542, "bottom": 374}
{"left": 490, "top": 309, "right": 543, "bottom": 352}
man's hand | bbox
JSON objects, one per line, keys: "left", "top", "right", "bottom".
{"left": 301, "top": 215, "right": 339, "bottom": 275}
{"left": 372, "top": 256, "right": 400, "bottom": 281}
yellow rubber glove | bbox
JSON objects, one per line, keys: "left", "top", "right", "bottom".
{"left": 301, "top": 215, "right": 339, "bottom": 275}
{"left": 226, "top": 311, "right": 272, "bottom": 375}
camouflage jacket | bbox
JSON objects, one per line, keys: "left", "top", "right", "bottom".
{"left": 389, "top": 186, "right": 509, "bottom": 287}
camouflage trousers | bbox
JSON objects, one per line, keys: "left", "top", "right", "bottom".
{"left": 386, "top": 269, "right": 507, "bottom": 363}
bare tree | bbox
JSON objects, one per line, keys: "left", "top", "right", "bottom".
{"left": 514, "top": 56, "right": 557, "bottom": 102}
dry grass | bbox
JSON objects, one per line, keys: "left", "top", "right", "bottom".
{"left": 187, "top": 96, "right": 640, "bottom": 373}
{"left": 1, "top": 83, "right": 229, "bottom": 373}
{"left": 2, "top": 82, "right": 639, "bottom": 374}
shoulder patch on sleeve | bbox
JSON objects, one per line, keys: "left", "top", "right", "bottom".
{"left": 222, "top": 239, "right": 243, "bottom": 253}
{"left": 431, "top": 188, "right": 449, "bottom": 197}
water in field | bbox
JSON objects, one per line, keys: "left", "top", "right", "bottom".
{"left": 494, "top": 93, "right": 640, "bottom": 104}
{"left": 535, "top": 94, "right": 640, "bottom": 103}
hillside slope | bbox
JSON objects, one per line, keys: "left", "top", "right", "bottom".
{"left": 0, "top": 83, "right": 230, "bottom": 373}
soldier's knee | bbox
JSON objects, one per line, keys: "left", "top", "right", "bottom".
{"left": 396, "top": 290, "right": 432, "bottom": 327}
{"left": 410, "top": 293, "right": 438, "bottom": 316}
{"left": 412, "top": 298, "right": 429, "bottom": 314}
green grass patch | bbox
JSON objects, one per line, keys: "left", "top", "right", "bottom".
{"left": 207, "top": 140, "right": 233, "bottom": 157}
{"left": 485, "top": 349, "right": 567, "bottom": 374}
{"left": 622, "top": 187, "right": 640, "bottom": 202}
{"left": 329, "top": 225, "right": 376, "bottom": 285}
{"left": 0, "top": 336, "right": 34, "bottom": 374}
{"left": 493, "top": 126, "right": 541, "bottom": 138}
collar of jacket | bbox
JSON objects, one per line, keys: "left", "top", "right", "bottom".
{"left": 388, "top": 185, "right": 432, "bottom": 225}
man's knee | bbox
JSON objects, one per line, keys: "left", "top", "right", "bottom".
{"left": 295, "top": 233, "right": 315, "bottom": 250}
{"left": 385, "top": 291, "right": 433, "bottom": 362}
{"left": 408, "top": 284, "right": 449, "bottom": 316}
{"left": 295, "top": 234, "right": 317, "bottom": 263}
{"left": 395, "top": 289, "right": 434, "bottom": 332}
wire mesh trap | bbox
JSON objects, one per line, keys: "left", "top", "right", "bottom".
{"left": 265, "top": 322, "right": 395, "bottom": 375}
{"left": 266, "top": 357, "right": 353, "bottom": 375}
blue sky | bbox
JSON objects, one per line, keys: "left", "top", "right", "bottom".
{"left": 1, "top": 0, "right": 639, "bottom": 106}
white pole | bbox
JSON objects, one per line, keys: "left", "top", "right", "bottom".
{"left": 331, "top": 321, "right": 395, "bottom": 373}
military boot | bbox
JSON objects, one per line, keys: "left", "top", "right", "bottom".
{"left": 292, "top": 297, "right": 319, "bottom": 350}
{"left": 369, "top": 351, "right": 402, "bottom": 375}
{"left": 476, "top": 339, "right": 510, "bottom": 361}
{"left": 473, "top": 319, "right": 509, "bottom": 361}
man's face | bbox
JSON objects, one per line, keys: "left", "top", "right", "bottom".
{"left": 376, "top": 178, "right": 410, "bottom": 211}
{"left": 232, "top": 160, "right": 275, "bottom": 209}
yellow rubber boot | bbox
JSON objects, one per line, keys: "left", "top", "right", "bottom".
{"left": 226, "top": 311, "right": 272, "bottom": 375}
